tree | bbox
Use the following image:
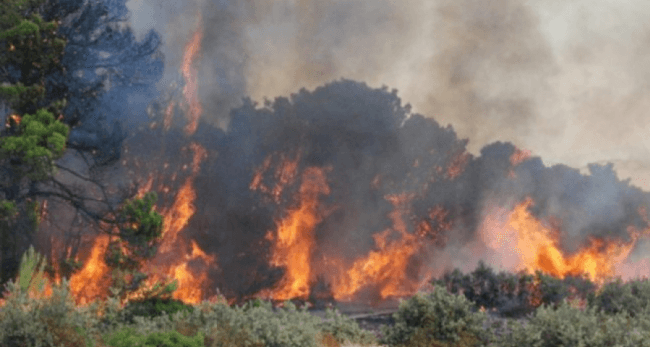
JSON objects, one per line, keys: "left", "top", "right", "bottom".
{"left": 0, "top": 0, "right": 167, "bottom": 304}
{"left": 0, "top": 0, "right": 72, "bottom": 289}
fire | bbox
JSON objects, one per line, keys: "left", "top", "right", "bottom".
{"left": 250, "top": 152, "right": 301, "bottom": 204}
{"left": 68, "top": 233, "right": 113, "bottom": 306}
{"left": 482, "top": 197, "right": 648, "bottom": 288}
{"left": 510, "top": 147, "right": 532, "bottom": 167}
{"left": 330, "top": 193, "right": 426, "bottom": 301}
{"left": 158, "top": 143, "right": 206, "bottom": 253}
{"left": 181, "top": 12, "right": 203, "bottom": 136}
{"left": 171, "top": 239, "right": 218, "bottom": 304}
{"left": 259, "top": 166, "right": 331, "bottom": 301}
{"left": 509, "top": 147, "right": 532, "bottom": 178}
{"left": 136, "top": 142, "right": 211, "bottom": 303}
{"left": 164, "top": 101, "right": 175, "bottom": 131}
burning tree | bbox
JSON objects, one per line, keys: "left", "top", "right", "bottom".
{"left": 0, "top": 0, "right": 166, "bottom": 303}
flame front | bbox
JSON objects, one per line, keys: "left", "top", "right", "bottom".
{"left": 482, "top": 197, "right": 647, "bottom": 287}
{"left": 259, "top": 166, "right": 330, "bottom": 301}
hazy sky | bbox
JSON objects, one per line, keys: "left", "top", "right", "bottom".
{"left": 126, "top": 0, "right": 650, "bottom": 191}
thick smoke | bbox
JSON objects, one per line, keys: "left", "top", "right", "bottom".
{"left": 25, "top": 0, "right": 650, "bottom": 304}
{"left": 125, "top": 79, "right": 650, "bottom": 303}
{"left": 126, "top": 0, "right": 650, "bottom": 191}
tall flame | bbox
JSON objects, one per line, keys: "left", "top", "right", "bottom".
{"left": 68, "top": 233, "right": 113, "bottom": 306}
{"left": 181, "top": 13, "right": 203, "bottom": 136}
{"left": 259, "top": 166, "right": 331, "bottom": 301}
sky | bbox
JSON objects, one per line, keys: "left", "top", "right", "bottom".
{"left": 125, "top": 0, "right": 650, "bottom": 192}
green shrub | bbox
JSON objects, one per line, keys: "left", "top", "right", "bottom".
{"left": 316, "top": 308, "right": 378, "bottom": 346}
{"left": 497, "top": 299, "right": 650, "bottom": 347}
{"left": 586, "top": 277, "right": 650, "bottom": 319}
{"left": 0, "top": 277, "right": 106, "bottom": 347}
{"left": 112, "top": 296, "right": 195, "bottom": 326}
{"left": 379, "top": 286, "right": 492, "bottom": 347}
{"left": 101, "top": 326, "right": 204, "bottom": 347}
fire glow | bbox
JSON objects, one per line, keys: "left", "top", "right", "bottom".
{"left": 3, "top": 11, "right": 650, "bottom": 315}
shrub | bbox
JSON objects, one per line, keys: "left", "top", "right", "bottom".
{"left": 101, "top": 326, "right": 204, "bottom": 347}
{"left": 586, "top": 277, "right": 650, "bottom": 319}
{"left": 111, "top": 296, "right": 195, "bottom": 326}
{"left": 379, "top": 286, "right": 492, "bottom": 347}
{"left": 316, "top": 307, "right": 378, "bottom": 346}
{"left": 497, "top": 299, "right": 650, "bottom": 347}
{"left": 0, "top": 277, "right": 106, "bottom": 347}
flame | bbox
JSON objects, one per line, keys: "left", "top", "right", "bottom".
{"left": 158, "top": 143, "right": 206, "bottom": 253}
{"left": 330, "top": 193, "right": 426, "bottom": 301}
{"left": 164, "top": 101, "right": 175, "bottom": 131}
{"left": 133, "top": 142, "right": 213, "bottom": 304}
{"left": 510, "top": 147, "right": 532, "bottom": 166}
{"left": 5, "top": 114, "right": 21, "bottom": 128}
{"left": 259, "top": 166, "right": 331, "bottom": 301}
{"left": 250, "top": 152, "right": 301, "bottom": 203}
{"left": 181, "top": 13, "right": 203, "bottom": 136}
{"left": 67, "top": 233, "right": 113, "bottom": 306}
{"left": 482, "top": 197, "right": 648, "bottom": 288}
{"left": 446, "top": 151, "right": 470, "bottom": 180}
{"left": 508, "top": 147, "right": 532, "bottom": 178}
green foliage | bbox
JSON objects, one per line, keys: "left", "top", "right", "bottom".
{"left": 104, "top": 192, "right": 166, "bottom": 305}
{"left": 497, "top": 299, "right": 650, "bottom": 347}
{"left": 113, "top": 296, "right": 196, "bottom": 326}
{"left": 101, "top": 326, "right": 204, "bottom": 347}
{"left": 586, "top": 277, "right": 650, "bottom": 319}
{"left": 380, "top": 286, "right": 492, "bottom": 347}
{"left": 0, "top": 0, "right": 67, "bottom": 115}
{"left": 0, "top": 199, "right": 18, "bottom": 230}
{"left": 316, "top": 308, "right": 378, "bottom": 346}
{"left": 432, "top": 260, "right": 597, "bottom": 319}
{"left": 16, "top": 244, "right": 48, "bottom": 298}
{"left": 116, "top": 192, "right": 164, "bottom": 252}
{"left": 0, "top": 108, "right": 69, "bottom": 180}
{"left": 0, "top": 277, "right": 107, "bottom": 347}
{"left": 0, "top": 19, "right": 40, "bottom": 39}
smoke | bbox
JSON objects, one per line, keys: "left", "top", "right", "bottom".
{"left": 26, "top": 0, "right": 650, "bottom": 304}
{"left": 125, "top": 0, "right": 650, "bottom": 191}
{"left": 115, "top": 78, "right": 650, "bottom": 303}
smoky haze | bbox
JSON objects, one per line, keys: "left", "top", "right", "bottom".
{"left": 124, "top": 79, "right": 650, "bottom": 304}
{"left": 127, "top": 0, "right": 650, "bottom": 191}
{"left": 29, "top": 0, "right": 650, "bottom": 305}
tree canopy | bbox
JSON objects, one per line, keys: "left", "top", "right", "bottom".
{"left": 0, "top": 0, "right": 168, "bottom": 305}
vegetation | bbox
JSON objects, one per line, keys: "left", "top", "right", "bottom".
{"left": 0, "top": 0, "right": 166, "bottom": 310}
{"left": 3, "top": 253, "right": 650, "bottom": 347}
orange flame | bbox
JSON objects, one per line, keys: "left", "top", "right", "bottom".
{"left": 482, "top": 197, "right": 649, "bottom": 288}
{"left": 181, "top": 13, "right": 203, "bottom": 136}
{"left": 330, "top": 193, "right": 426, "bottom": 301}
{"left": 134, "top": 142, "right": 213, "bottom": 304}
{"left": 68, "top": 233, "right": 113, "bottom": 306}
{"left": 259, "top": 166, "right": 331, "bottom": 301}
{"left": 510, "top": 147, "right": 532, "bottom": 167}
{"left": 158, "top": 143, "right": 207, "bottom": 253}
{"left": 250, "top": 152, "right": 301, "bottom": 203}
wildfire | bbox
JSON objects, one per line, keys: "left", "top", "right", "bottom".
{"left": 68, "top": 233, "right": 113, "bottom": 306}
{"left": 181, "top": 12, "right": 203, "bottom": 136}
{"left": 139, "top": 142, "right": 211, "bottom": 304}
{"left": 330, "top": 193, "right": 426, "bottom": 302}
{"left": 482, "top": 197, "right": 648, "bottom": 288}
{"left": 259, "top": 166, "right": 331, "bottom": 301}
{"left": 250, "top": 152, "right": 301, "bottom": 204}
